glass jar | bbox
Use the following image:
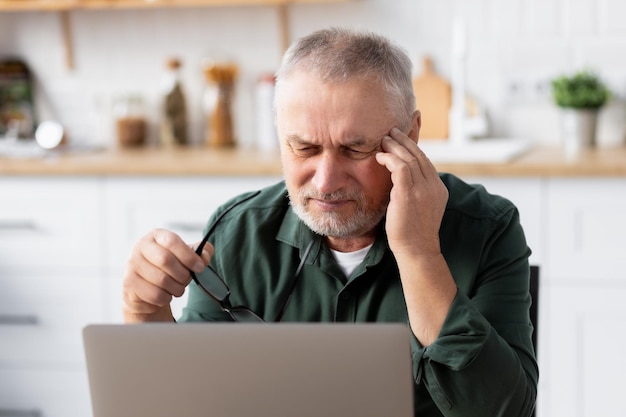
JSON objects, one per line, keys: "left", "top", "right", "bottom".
{"left": 113, "top": 94, "right": 147, "bottom": 148}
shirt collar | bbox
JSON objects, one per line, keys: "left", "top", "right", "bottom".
{"left": 276, "top": 205, "right": 322, "bottom": 261}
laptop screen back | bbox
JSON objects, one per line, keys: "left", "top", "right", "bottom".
{"left": 83, "top": 323, "right": 414, "bottom": 417}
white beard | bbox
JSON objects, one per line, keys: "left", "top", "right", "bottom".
{"left": 288, "top": 187, "right": 387, "bottom": 238}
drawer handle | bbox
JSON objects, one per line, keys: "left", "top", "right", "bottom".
{"left": 0, "top": 409, "right": 42, "bottom": 417}
{"left": 0, "top": 220, "right": 38, "bottom": 231}
{"left": 166, "top": 222, "right": 205, "bottom": 233}
{"left": 0, "top": 315, "right": 39, "bottom": 325}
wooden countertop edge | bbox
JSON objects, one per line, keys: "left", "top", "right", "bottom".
{"left": 0, "top": 147, "right": 284, "bottom": 177}
{"left": 1, "top": 145, "right": 626, "bottom": 177}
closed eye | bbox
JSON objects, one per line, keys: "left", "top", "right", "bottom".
{"left": 285, "top": 135, "right": 381, "bottom": 159}
{"left": 288, "top": 140, "right": 321, "bottom": 157}
{"left": 293, "top": 147, "right": 320, "bottom": 157}
{"left": 341, "top": 145, "right": 381, "bottom": 160}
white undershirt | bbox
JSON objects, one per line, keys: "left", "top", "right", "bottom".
{"left": 331, "top": 244, "right": 373, "bottom": 278}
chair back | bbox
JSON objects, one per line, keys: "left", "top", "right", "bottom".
{"left": 529, "top": 265, "right": 539, "bottom": 352}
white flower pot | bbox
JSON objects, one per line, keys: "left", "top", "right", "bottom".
{"left": 560, "top": 108, "right": 598, "bottom": 156}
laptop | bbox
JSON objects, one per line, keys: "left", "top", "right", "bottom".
{"left": 83, "top": 323, "right": 414, "bottom": 417}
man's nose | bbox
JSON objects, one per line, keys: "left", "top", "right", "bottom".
{"left": 311, "top": 153, "right": 345, "bottom": 195}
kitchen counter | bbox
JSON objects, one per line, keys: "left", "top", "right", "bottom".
{"left": 1, "top": 144, "right": 626, "bottom": 177}
{"left": 2, "top": 142, "right": 626, "bottom": 417}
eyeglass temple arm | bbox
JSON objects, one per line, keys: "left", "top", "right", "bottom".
{"left": 194, "top": 190, "right": 261, "bottom": 256}
{"left": 274, "top": 239, "right": 315, "bottom": 322}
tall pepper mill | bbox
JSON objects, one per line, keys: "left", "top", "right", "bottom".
{"left": 203, "top": 62, "right": 238, "bottom": 147}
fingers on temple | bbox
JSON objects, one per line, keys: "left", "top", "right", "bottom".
{"left": 379, "top": 132, "right": 427, "bottom": 182}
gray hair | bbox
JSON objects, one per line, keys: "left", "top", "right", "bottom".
{"left": 275, "top": 27, "right": 416, "bottom": 130}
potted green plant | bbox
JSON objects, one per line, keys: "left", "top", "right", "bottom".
{"left": 550, "top": 70, "right": 611, "bottom": 155}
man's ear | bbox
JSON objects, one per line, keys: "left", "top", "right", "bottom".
{"left": 408, "top": 110, "right": 421, "bottom": 143}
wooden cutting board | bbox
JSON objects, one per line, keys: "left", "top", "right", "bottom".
{"left": 413, "top": 56, "right": 451, "bottom": 139}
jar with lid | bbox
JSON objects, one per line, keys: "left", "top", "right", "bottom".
{"left": 113, "top": 94, "right": 147, "bottom": 148}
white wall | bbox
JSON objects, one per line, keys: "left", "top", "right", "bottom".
{"left": 1, "top": 0, "right": 625, "bottom": 150}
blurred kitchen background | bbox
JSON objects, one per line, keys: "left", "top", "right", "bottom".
{"left": 1, "top": 0, "right": 625, "bottom": 150}
{"left": 2, "top": 2, "right": 626, "bottom": 417}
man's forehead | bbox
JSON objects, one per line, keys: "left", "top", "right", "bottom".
{"left": 275, "top": 71, "right": 401, "bottom": 144}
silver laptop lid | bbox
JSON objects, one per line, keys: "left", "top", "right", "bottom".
{"left": 83, "top": 323, "right": 414, "bottom": 417}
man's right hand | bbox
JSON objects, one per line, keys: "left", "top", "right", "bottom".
{"left": 122, "top": 228, "right": 212, "bottom": 323}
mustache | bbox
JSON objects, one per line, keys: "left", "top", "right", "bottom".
{"left": 300, "top": 189, "right": 362, "bottom": 201}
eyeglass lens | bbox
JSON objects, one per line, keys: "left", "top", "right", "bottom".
{"left": 192, "top": 238, "right": 313, "bottom": 323}
{"left": 193, "top": 265, "right": 229, "bottom": 301}
{"left": 229, "top": 308, "right": 265, "bottom": 323}
{"left": 192, "top": 265, "right": 265, "bottom": 323}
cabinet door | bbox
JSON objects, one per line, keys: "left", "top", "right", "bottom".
{"left": 0, "top": 270, "right": 103, "bottom": 367}
{"left": 0, "top": 177, "right": 103, "bottom": 269}
{"left": 0, "top": 177, "right": 105, "bottom": 367}
{"left": 103, "top": 176, "right": 281, "bottom": 321}
{"left": 0, "top": 368, "right": 92, "bottom": 417}
{"left": 546, "top": 178, "right": 626, "bottom": 281}
{"left": 542, "top": 284, "right": 626, "bottom": 417}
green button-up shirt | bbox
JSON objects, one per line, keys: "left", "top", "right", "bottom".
{"left": 180, "top": 173, "right": 538, "bottom": 417}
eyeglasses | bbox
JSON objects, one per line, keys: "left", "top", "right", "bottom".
{"left": 190, "top": 240, "right": 314, "bottom": 323}
{"left": 190, "top": 264, "right": 266, "bottom": 322}
{"left": 188, "top": 191, "right": 314, "bottom": 323}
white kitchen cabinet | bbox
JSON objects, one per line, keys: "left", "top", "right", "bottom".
{"left": 0, "top": 177, "right": 104, "bottom": 417}
{"left": 0, "top": 270, "right": 104, "bottom": 367}
{"left": 2, "top": 173, "right": 625, "bottom": 417}
{"left": 0, "top": 368, "right": 92, "bottom": 417}
{"left": 546, "top": 178, "right": 626, "bottom": 281}
{"left": 542, "top": 285, "right": 626, "bottom": 417}
{"left": 538, "top": 177, "right": 626, "bottom": 417}
{"left": 0, "top": 177, "right": 104, "bottom": 269}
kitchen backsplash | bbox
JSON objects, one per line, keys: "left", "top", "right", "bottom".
{"left": 1, "top": 0, "right": 625, "bottom": 149}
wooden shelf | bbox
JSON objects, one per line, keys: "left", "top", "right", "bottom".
{"left": 0, "top": 0, "right": 352, "bottom": 68}
{"left": 0, "top": 0, "right": 75, "bottom": 11}
{"left": 0, "top": 0, "right": 349, "bottom": 12}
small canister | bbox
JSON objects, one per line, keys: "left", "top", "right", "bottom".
{"left": 114, "top": 94, "right": 147, "bottom": 148}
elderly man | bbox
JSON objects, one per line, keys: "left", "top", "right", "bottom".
{"left": 123, "top": 27, "right": 538, "bottom": 417}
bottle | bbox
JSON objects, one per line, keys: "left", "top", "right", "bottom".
{"left": 160, "top": 58, "right": 188, "bottom": 146}
{"left": 255, "top": 73, "right": 279, "bottom": 152}
{"left": 203, "top": 61, "right": 238, "bottom": 147}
